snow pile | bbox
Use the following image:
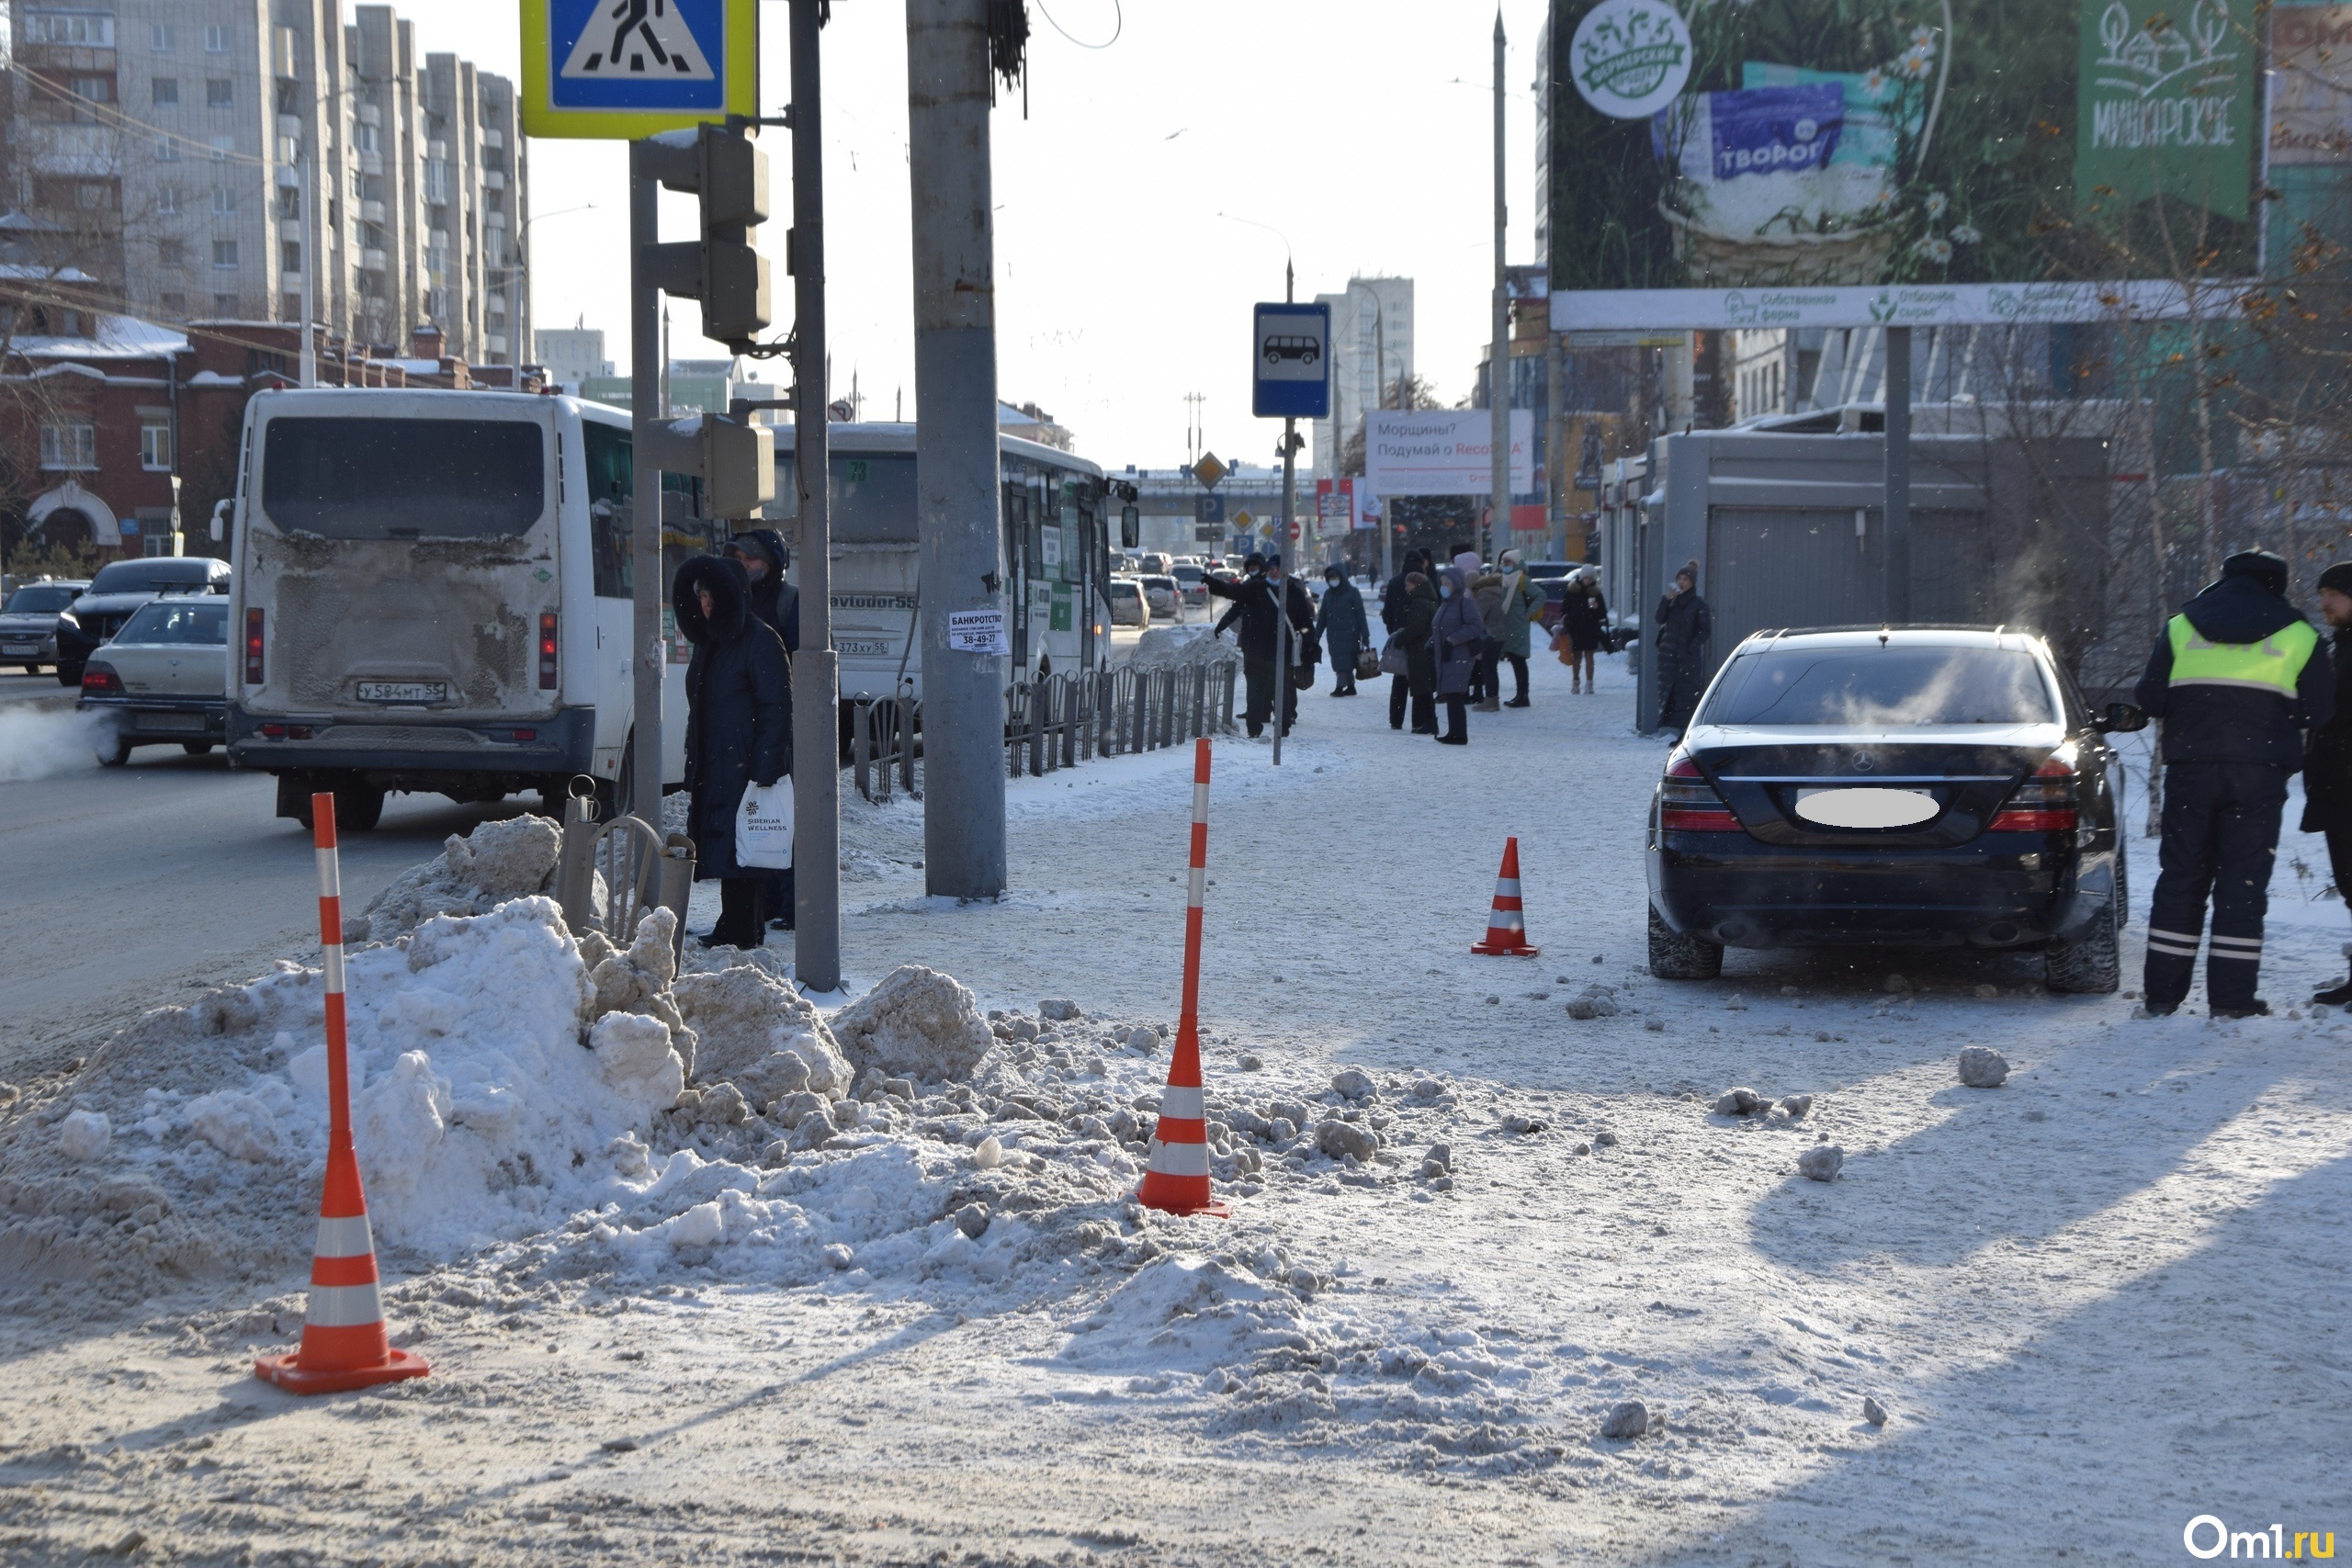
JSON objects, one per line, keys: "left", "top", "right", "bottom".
{"left": 350, "top": 815, "right": 566, "bottom": 943}
{"left": 1128, "top": 625, "right": 1241, "bottom": 669}
{"left": 673, "top": 964, "right": 852, "bottom": 1104}
{"left": 831, "top": 965, "right": 994, "bottom": 1086}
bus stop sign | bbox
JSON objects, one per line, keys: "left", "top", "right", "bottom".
{"left": 1252, "top": 303, "right": 1329, "bottom": 420}
{"left": 522, "top": 0, "right": 760, "bottom": 139}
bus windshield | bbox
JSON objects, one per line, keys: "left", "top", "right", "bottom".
{"left": 261, "top": 418, "right": 547, "bottom": 540}
{"left": 770, "top": 453, "right": 919, "bottom": 543}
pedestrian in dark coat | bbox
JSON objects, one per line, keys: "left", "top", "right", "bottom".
{"left": 1211, "top": 552, "right": 1315, "bottom": 738}
{"left": 1384, "top": 549, "right": 1431, "bottom": 729}
{"left": 1429, "top": 565, "right": 1486, "bottom": 746}
{"left": 1656, "top": 559, "right": 1712, "bottom": 736}
{"left": 1468, "top": 569, "right": 1507, "bottom": 711}
{"left": 2306, "top": 561, "right": 2352, "bottom": 1003}
{"left": 727, "top": 527, "right": 799, "bottom": 929}
{"left": 1314, "top": 565, "right": 1369, "bottom": 696}
{"left": 1400, "top": 569, "right": 1441, "bottom": 734}
{"left": 674, "top": 555, "right": 792, "bottom": 949}
{"left": 1557, "top": 568, "right": 1607, "bottom": 694}
{"left": 2136, "top": 549, "right": 2335, "bottom": 1016}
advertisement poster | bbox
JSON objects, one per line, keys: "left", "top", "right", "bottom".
{"left": 1364, "top": 412, "right": 1535, "bottom": 499}
{"left": 1548, "top": 0, "right": 2263, "bottom": 328}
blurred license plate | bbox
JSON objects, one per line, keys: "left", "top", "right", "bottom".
{"left": 142, "top": 712, "right": 207, "bottom": 732}
{"left": 1794, "top": 786, "right": 1939, "bottom": 829}
{"left": 356, "top": 680, "right": 446, "bottom": 703}
{"left": 2, "top": 642, "right": 37, "bottom": 655}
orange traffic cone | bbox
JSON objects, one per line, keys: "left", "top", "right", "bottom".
{"left": 1137, "top": 739, "right": 1230, "bottom": 1218}
{"left": 254, "top": 793, "right": 429, "bottom": 1395}
{"left": 1471, "top": 836, "right": 1541, "bottom": 956}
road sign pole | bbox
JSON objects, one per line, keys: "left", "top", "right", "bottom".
{"left": 1884, "top": 324, "right": 1912, "bottom": 624}
{"left": 789, "top": 0, "right": 842, "bottom": 992}
{"left": 628, "top": 164, "right": 663, "bottom": 828}
{"left": 909, "top": 0, "right": 1008, "bottom": 899}
{"left": 1274, "top": 413, "right": 1295, "bottom": 768}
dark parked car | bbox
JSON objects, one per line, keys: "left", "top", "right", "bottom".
{"left": 53, "top": 557, "right": 231, "bottom": 684}
{"left": 0, "top": 579, "right": 87, "bottom": 671}
{"left": 1645, "top": 627, "right": 2142, "bottom": 993}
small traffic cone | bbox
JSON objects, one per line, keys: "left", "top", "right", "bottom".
{"left": 1471, "top": 836, "right": 1541, "bottom": 957}
{"left": 254, "top": 793, "right": 428, "bottom": 1395}
{"left": 1137, "top": 739, "right": 1230, "bottom": 1218}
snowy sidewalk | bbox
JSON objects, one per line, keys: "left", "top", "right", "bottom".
{"left": 1, "top": 649, "right": 2346, "bottom": 1565}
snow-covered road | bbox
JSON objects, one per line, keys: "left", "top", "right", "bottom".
{"left": 2, "top": 647, "right": 2346, "bottom": 1565}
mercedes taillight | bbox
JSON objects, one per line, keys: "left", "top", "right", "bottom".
{"left": 1660, "top": 754, "right": 1740, "bottom": 832}
{"left": 1989, "top": 753, "right": 2079, "bottom": 832}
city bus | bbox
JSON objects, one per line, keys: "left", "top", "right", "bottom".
{"left": 765, "top": 423, "right": 1114, "bottom": 703}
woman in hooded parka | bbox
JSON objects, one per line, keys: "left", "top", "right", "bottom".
{"left": 673, "top": 555, "right": 792, "bottom": 948}
{"left": 1429, "top": 565, "right": 1487, "bottom": 746}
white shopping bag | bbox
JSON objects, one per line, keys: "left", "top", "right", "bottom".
{"left": 734, "top": 777, "right": 794, "bottom": 870}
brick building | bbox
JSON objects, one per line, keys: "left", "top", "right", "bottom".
{"left": 2, "top": 275, "right": 542, "bottom": 561}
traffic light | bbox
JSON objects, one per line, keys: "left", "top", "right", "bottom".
{"left": 633, "top": 124, "right": 773, "bottom": 348}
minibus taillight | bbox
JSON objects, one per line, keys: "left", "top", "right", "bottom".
{"left": 538, "top": 611, "right": 559, "bottom": 690}
{"left": 243, "top": 608, "right": 265, "bottom": 685}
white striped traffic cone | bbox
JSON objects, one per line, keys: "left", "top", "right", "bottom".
{"left": 254, "top": 793, "right": 429, "bottom": 1395}
{"left": 1137, "top": 739, "right": 1230, "bottom": 1218}
{"left": 1471, "top": 836, "right": 1541, "bottom": 956}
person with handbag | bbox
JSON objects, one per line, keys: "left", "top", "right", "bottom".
{"left": 1492, "top": 548, "right": 1543, "bottom": 708}
{"left": 1555, "top": 567, "right": 1608, "bottom": 694}
{"left": 1313, "top": 564, "right": 1369, "bottom": 697}
{"left": 1382, "top": 549, "right": 1431, "bottom": 729}
{"left": 674, "top": 554, "right": 791, "bottom": 949}
{"left": 728, "top": 528, "right": 800, "bottom": 931}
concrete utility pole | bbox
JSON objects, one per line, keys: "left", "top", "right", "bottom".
{"left": 299, "top": 150, "right": 316, "bottom": 389}
{"left": 908, "top": 0, "right": 1008, "bottom": 898}
{"left": 1488, "top": 9, "right": 1510, "bottom": 567}
{"left": 790, "top": 0, "right": 842, "bottom": 991}
{"left": 628, "top": 166, "right": 664, "bottom": 824}
{"left": 1883, "top": 325, "right": 1912, "bottom": 623}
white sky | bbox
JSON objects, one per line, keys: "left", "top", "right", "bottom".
{"left": 396, "top": 0, "right": 1547, "bottom": 468}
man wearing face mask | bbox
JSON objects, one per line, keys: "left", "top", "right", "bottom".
{"left": 1313, "top": 564, "right": 1369, "bottom": 697}
{"left": 1210, "top": 552, "right": 1316, "bottom": 738}
{"left": 1429, "top": 565, "right": 1486, "bottom": 745}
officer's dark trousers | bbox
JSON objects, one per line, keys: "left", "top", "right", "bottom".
{"left": 1242, "top": 655, "right": 1295, "bottom": 736}
{"left": 2143, "top": 761, "right": 2289, "bottom": 1010}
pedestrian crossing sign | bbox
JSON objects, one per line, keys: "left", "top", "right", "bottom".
{"left": 522, "top": 0, "right": 759, "bottom": 140}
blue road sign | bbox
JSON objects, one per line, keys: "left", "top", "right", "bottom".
{"left": 522, "top": 0, "right": 758, "bottom": 140}
{"left": 1195, "top": 493, "right": 1226, "bottom": 525}
{"left": 1252, "top": 302, "right": 1330, "bottom": 420}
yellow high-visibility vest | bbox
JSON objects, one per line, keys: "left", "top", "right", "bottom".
{"left": 2166, "top": 615, "right": 2318, "bottom": 697}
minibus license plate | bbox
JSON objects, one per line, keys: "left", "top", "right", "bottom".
{"left": 356, "top": 680, "right": 446, "bottom": 704}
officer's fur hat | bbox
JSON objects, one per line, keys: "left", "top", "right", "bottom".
{"left": 2222, "top": 549, "right": 2290, "bottom": 596}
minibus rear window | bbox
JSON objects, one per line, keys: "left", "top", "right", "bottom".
{"left": 261, "top": 418, "right": 546, "bottom": 539}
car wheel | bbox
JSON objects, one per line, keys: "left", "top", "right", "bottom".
{"left": 1648, "top": 903, "right": 1724, "bottom": 981}
{"left": 2044, "top": 897, "right": 2120, "bottom": 994}
{"left": 96, "top": 738, "right": 132, "bottom": 767}
{"left": 334, "top": 782, "right": 387, "bottom": 832}
{"left": 181, "top": 741, "right": 216, "bottom": 755}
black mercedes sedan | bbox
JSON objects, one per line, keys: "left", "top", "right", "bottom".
{"left": 1645, "top": 627, "right": 2143, "bottom": 993}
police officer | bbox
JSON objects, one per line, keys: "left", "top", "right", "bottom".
{"left": 2136, "top": 549, "right": 2335, "bottom": 1017}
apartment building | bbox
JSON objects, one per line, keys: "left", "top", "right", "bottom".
{"left": 7, "top": 0, "right": 528, "bottom": 365}
{"left": 1309, "top": 275, "right": 1414, "bottom": 479}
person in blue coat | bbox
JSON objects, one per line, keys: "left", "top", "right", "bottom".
{"left": 674, "top": 555, "right": 791, "bottom": 949}
{"left": 1313, "top": 564, "right": 1369, "bottom": 696}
